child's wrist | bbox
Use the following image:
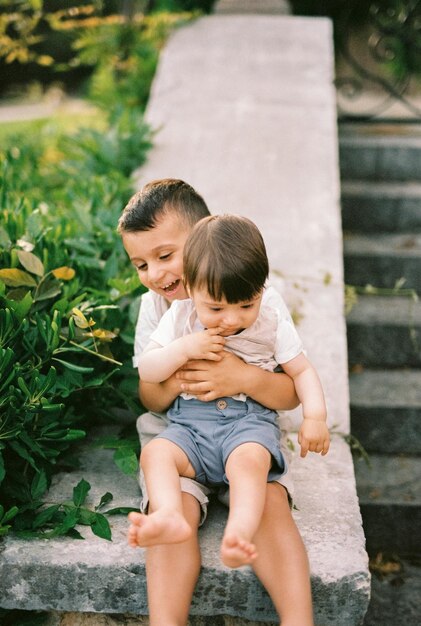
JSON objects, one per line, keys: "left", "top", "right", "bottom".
{"left": 303, "top": 416, "right": 327, "bottom": 423}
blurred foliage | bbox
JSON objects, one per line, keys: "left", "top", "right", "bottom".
{"left": 290, "top": 0, "right": 421, "bottom": 79}
{"left": 0, "top": 0, "right": 199, "bottom": 540}
{"left": 0, "top": 1, "right": 206, "bottom": 96}
{"left": 0, "top": 104, "right": 152, "bottom": 537}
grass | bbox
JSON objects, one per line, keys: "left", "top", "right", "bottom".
{"left": 0, "top": 107, "right": 107, "bottom": 143}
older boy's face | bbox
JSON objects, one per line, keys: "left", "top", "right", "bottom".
{"left": 122, "top": 213, "right": 190, "bottom": 301}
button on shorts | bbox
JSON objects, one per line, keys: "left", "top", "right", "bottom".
{"left": 157, "top": 396, "right": 287, "bottom": 485}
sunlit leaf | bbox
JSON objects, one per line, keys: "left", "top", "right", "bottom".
{"left": 71, "top": 307, "right": 94, "bottom": 329}
{"left": 17, "top": 250, "right": 45, "bottom": 277}
{"left": 0, "top": 268, "right": 37, "bottom": 287}
{"left": 52, "top": 266, "right": 76, "bottom": 281}
{"left": 90, "top": 328, "right": 117, "bottom": 342}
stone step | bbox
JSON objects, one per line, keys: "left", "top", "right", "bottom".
{"left": 343, "top": 233, "right": 421, "bottom": 293}
{"left": 349, "top": 369, "right": 421, "bottom": 455}
{"left": 363, "top": 558, "right": 421, "bottom": 626}
{"left": 354, "top": 454, "right": 421, "bottom": 558}
{"left": 346, "top": 295, "right": 421, "bottom": 367}
{"left": 339, "top": 123, "right": 421, "bottom": 181}
{"left": 0, "top": 433, "right": 370, "bottom": 625}
{"left": 341, "top": 180, "right": 421, "bottom": 233}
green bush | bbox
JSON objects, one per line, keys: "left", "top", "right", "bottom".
{"left": 0, "top": 0, "right": 200, "bottom": 545}
{"left": 0, "top": 106, "right": 152, "bottom": 537}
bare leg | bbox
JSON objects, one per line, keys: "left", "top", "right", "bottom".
{"left": 252, "top": 483, "right": 314, "bottom": 626}
{"left": 128, "top": 438, "right": 196, "bottom": 547}
{"left": 147, "top": 491, "right": 202, "bottom": 626}
{"left": 221, "top": 442, "right": 271, "bottom": 568}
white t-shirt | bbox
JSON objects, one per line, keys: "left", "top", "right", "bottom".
{"left": 141, "top": 286, "right": 303, "bottom": 402}
{"left": 133, "top": 290, "right": 170, "bottom": 367}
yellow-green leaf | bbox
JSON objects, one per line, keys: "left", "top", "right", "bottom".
{"left": 72, "top": 307, "right": 93, "bottom": 329}
{"left": 0, "top": 268, "right": 37, "bottom": 287}
{"left": 52, "top": 266, "right": 75, "bottom": 281}
{"left": 91, "top": 329, "right": 117, "bottom": 342}
{"left": 17, "top": 250, "right": 44, "bottom": 277}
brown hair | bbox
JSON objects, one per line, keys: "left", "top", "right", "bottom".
{"left": 183, "top": 215, "right": 269, "bottom": 303}
{"left": 117, "top": 178, "right": 210, "bottom": 233}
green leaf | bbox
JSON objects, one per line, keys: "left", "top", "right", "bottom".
{"left": 91, "top": 512, "right": 112, "bottom": 541}
{"left": 48, "top": 507, "right": 79, "bottom": 537}
{"left": 32, "top": 504, "right": 60, "bottom": 529}
{"left": 17, "top": 249, "right": 45, "bottom": 277}
{"left": 105, "top": 506, "right": 139, "bottom": 516}
{"left": 113, "top": 447, "right": 139, "bottom": 475}
{"left": 10, "top": 290, "right": 33, "bottom": 320}
{"left": 31, "top": 469, "right": 48, "bottom": 500}
{"left": 35, "top": 279, "right": 62, "bottom": 302}
{"left": 9, "top": 440, "right": 39, "bottom": 471}
{"left": 2, "top": 505, "right": 19, "bottom": 524}
{"left": 52, "top": 358, "right": 94, "bottom": 373}
{"left": 0, "top": 226, "right": 11, "bottom": 249}
{"left": 0, "top": 451, "right": 5, "bottom": 486}
{"left": 95, "top": 491, "right": 113, "bottom": 511}
{"left": 66, "top": 527, "right": 85, "bottom": 540}
{"left": 72, "top": 478, "right": 91, "bottom": 507}
{"left": 78, "top": 507, "right": 96, "bottom": 525}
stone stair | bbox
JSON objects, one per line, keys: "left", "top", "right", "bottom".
{"left": 340, "top": 122, "right": 421, "bottom": 624}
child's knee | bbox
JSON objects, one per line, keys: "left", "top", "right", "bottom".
{"left": 140, "top": 438, "right": 163, "bottom": 469}
{"left": 227, "top": 442, "right": 271, "bottom": 473}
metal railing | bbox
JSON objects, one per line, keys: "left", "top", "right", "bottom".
{"left": 334, "top": 0, "right": 421, "bottom": 122}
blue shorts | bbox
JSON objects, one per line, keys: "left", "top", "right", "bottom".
{"left": 157, "top": 396, "right": 287, "bottom": 486}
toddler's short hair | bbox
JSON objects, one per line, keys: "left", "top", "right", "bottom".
{"left": 183, "top": 215, "right": 269, "bottom": 303}
{"left": 118, "top": 179, "right": 210, "bottom": 233}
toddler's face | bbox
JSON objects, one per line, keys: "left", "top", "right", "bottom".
{"left": 191, "top": 288, "right": 263, "bottom": 336}
{"left": 122, "top": 212, "right": 190, "bottom": 301}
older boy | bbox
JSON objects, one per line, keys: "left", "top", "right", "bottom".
{"left": 118, "top": 179, "right": 314, "bottom": 626}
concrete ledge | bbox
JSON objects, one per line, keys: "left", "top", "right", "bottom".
{"left": 0, "top": 432, "right": 369, "bottom": 625}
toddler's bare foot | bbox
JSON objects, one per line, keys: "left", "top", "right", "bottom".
{"left": 220, "top": 532, "right": 258, "bottom": 568}
{"left": 127, "top": 509, "right": 192, "bottom": 548}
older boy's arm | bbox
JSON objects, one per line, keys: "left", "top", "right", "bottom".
{"left": 282, "top": 353, "right": 330, "bottom": 457}
{"left": 139, "top": 330, "right": 226, "bottom": 384}
{"left": 177, "top": 350, "right": 299, "bottom": 410}
{"left": 240, "top": 361, "right": 299, "bottom": 410}
{"left": 139, "top": 376, "right": 181, "bottom": 413}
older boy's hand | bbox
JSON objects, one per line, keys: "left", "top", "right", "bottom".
{"left": 177, "top": 350, "right": 247, "bottom": 401}
{"left": 182, "top": 328, "right": 226, "bottom": 362}
{"left": 298, "top": 419, "right": 330, "bottom": 458}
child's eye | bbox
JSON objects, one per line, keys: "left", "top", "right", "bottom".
{"left": 136, "top": 263, "right": 147, "bottom": 272}
{"left": 160, "top": 253, "right": 172, "bottom": 260}
{"left": 210, "top": 307, "right": 222, "bottom": 312}
{"left": 241, "top": 304, "right": 253, "bottom": 309}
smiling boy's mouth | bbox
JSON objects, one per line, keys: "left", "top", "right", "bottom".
{"left": 162, "top": 279, "right": 180, "bottom": 294}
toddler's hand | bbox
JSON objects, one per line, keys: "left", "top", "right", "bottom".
{"left": 183, "top": 328, "right": 226, "bottom": 361}
{"left": 298, "top": 419, "right": 330, "bottom": 458}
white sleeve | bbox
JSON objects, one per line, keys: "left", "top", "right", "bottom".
{"left": 264, "top": 286, "right": 304, "bottom": 364}
{"left": 133, "top": 292, "right": 162, "bottom": 367}
{"left": 274, "top": 311, "right": 304, "bottom": 365}
{"left": 149, "top": 305, "right": 180, "bottom": 348}
{"left": 263, "top": 285, "right": 295, "bottom": 322}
